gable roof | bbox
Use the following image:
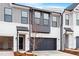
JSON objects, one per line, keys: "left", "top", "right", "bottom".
{"left": 65, "top": 3, "right": 79, "bottom": 11}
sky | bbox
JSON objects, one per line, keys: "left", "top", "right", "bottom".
{"left": 18, "top": 3, "right": 72, "bottom": 9}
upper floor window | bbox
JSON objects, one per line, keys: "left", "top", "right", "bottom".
{"left": 43, "top": 13, "right": 49, "bottom": 25}
{"left": 4, "top": 8, "right": 12, "bottom": 22}
{"left": 65, "top": 14, "right": 69, "bottom": 25}
{"left": 34, "top": 11, "right": 41, "bottom": 24}
{"left": 76, "top": 13, "right": 79, "bottom": 25}
{"left": 52, "top": 16, "right": 57, "bottom": 27}
{"left": 21, "top": 11, "right": 28, "bottom": 24}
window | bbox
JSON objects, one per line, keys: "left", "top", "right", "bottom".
{"left": 65, "top": 14, "right": 69, "bottom": 25}
{"left": 76, "top": 13, "right": 79, "bottom": 25}
{"left": 52, "top": 16, "right": 57, "bottom": 27}
{"left": 4, "top": 8, "right": 12, "bottom": 22}
{"left": 43, "top": 13, "right": 49, "bottom": 25}
{"left": 21, "top": 11, "right": 28, "bottom": 24}
{"left": 34, "top": 11, "right": 41, "bottom": 24}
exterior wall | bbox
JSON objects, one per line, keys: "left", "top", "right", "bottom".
{"left": 72, "top": 11, "right": 79, "bottom": 48}
{"left": 31, "top": 28, "right": 60, "bottom": 50}
{"left": 32, "top": 10, "right": 50, "bottom": 33}
{"left": 68, "top": 11, "right": 79, "bottom": 49}
{"left": 63, "top": 10, "right": 78, "bottom": 49}
{"left": 31, "top": 13, "right": 61, "bottom": 50}
{"left": 0, "top": 3, "right": 30, "bottom": 51}
{"left": 62, "top": 4, "right": 79, "bottom": 49}
{"left": 62, "top": 11, "right": 74, "bottom": 49}
{"left": 0, "top": 21, "right": 30, "bottom": 51}
{"left": 0, "top": 3, "right": 61, "bottom": 51}
{"left": 0, "top": 3, "right": 29, "bottom": 23}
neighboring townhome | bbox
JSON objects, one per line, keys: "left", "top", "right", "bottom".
{"left": 0, "top": 3, "right": 61, "bottom": 52}
{"left": 0, "top": 3, "right": 31, "bottom": 52}
{"left": 62, "top": 3, "right": 79, "bottom": 50}
{"left": 30, "top": 9, "right": 61, "bottom": 51}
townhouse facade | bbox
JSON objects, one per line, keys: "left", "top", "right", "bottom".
{"left": 0, "top": 3, "right": 61, "bottom": 52}
{"left": 62, "top": 3, "right": 79, "bottom": 50}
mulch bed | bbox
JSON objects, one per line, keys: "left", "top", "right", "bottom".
{"left": 62, "top": 48, "right": 79, "bottom": 56}
{"left": 14, "top": 52, "right": 37, "bottom": 56}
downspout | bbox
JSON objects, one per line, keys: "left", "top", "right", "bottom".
{"left": 60, "top": 13, "right": 63, "bottom": 51}
{"left": 16, "top": 29, "right": 19, "bottom": 52}
{"left": 29, "top": 8, "right": 32, "bottom": 52}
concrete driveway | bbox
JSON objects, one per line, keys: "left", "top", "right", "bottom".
{"left": 0, "top": 51, "right": 14, "bottom": 56}
{"left": 32, "top": 50, "right": 76, "bottom": 56}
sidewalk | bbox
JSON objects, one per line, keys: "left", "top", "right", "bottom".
{"left": 0, "top": 51, "right": 14, "bottom": 56}
{"left": 32, "top": 50, "right": 76, "bottom": 56}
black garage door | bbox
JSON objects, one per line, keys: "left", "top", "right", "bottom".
{"left": 30, "top": 38, "right": 57, "bottom": 50}
{"left": 76, "top": 36, "right": 79, "bottom": 48}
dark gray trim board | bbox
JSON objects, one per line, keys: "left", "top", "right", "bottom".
{"left": 60, "top": 13, "right": 63, "bottom": 51}
{"left": 64, "top": 28, "right": 73, "bottom": 32}
{"left": 17, "top": 26, "right": 28, "bottom": 31}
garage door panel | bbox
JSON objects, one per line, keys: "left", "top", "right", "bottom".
{"left": 0, "top": 36, "right": 13, "bottom": 50}
{"left": 76, "top": 37, "right": 79, "bottom": 48}
{"left": 30, "top": 38, "right": 57, "bottom": 50}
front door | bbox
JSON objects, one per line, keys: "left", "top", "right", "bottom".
{"left": 19, "top": 35, "right": 25, "bottom": 50}
{"left": 65, "top": 35, "right": 69, "bottom": 48}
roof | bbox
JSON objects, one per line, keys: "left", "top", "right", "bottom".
{"left": 12, "top": 3, "right": 31, "bottom": 8}
{"left": 12, "top": 3, "right": 52, "bottom": 13}
{"left": 65, "top": 3, "right": 79, "bottom": 11}
{"left": 64, "top": 28, "right": 73, "bottom": 32}
{"left": 12, "top": 3, "right": 62, "bottom": 14}
{"left": 32, "top": 7, "right": 52, "bottom": 13}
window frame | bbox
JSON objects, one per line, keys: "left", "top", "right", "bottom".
{"left": 34, "top": 11, "right": 41, "bottom": 25}
{"left": 21, "top": 10, "right": 28, "bottom": 24}
{"left": 65, "top": 14, "right": 69, "bottom": 25}
{"left": 43, "top": 13, "right": 49, "bottom": 25}
{"left": 76, "top": 13, "right": 79, "bottom": 25}
{"left": 4, "top": 8, "right": 12, "bottom": 22}
{"left": 52, "top": 16, "right": 57, "bottom": 27}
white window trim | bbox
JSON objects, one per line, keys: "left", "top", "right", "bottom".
{"left": 22, "top": 11, "right": 28, "bottom": 17}
{"left": 65, "top": 14, "right": 69, "bottom": 25}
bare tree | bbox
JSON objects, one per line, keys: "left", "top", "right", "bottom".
{"left": 30, "top": 10, "right": 42, "bottom": 51}
{"left": 32, "top": 23, "right": 37, "bottom": 51}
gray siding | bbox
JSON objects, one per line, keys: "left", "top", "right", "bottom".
{"left": 32, "top": 25, "right": 50, "bottom": 33}
{"left": 32, "top": 10, "right": 50, "bottom": 33}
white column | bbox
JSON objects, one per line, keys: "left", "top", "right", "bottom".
{"left": 57, "top": 38, "right": 60, "bottom": 50}
{"left": 68, "top": 34, "right": 73, "bottom": 48}
{"left": 25, "top": 34, "right": 30, "bottom": 51}
{"left": 18, "top": 33, "right": 19, "bottom": 51}
{"left": 62, "top": 34, "right": 65, "bottom": 50}
{"left": 73, "top": 37, "right": 76, "bottom": 48}
{"left": 13, "top": 36, "right": 17, "bottom": 51}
